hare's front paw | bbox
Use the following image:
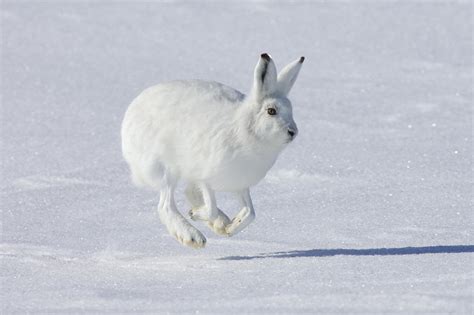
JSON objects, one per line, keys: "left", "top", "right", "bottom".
{"left": 188, "top": 206, "right": 210, "bottom": 221}
{"left": 190, "top": 207, "right": 231, "bottom": 236}
{"left": 206, "top": 211, "right": 232, "bottom": 236}
{"left": 225, "top": 207, "right": 255, "bottom": 236}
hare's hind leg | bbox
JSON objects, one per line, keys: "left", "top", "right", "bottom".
{"left": 186, "top": 183, "right": 231, "bottom": 236}
{"left": 158, "top": 178, "right": 206, "bottom": 248}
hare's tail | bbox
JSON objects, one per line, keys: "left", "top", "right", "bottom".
{"left": 123, "top": 155, "right": 166, "bottom": 190}
{"left": 129, "top": 166, "right": 147, "bottom": 188}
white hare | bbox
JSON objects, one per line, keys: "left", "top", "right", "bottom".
{"left": 121, "top": 53, "right": 304, "bottom": 248}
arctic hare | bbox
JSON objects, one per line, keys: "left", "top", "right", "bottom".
{"left": 121, "top": 53, "right": 304, "bottom": 248}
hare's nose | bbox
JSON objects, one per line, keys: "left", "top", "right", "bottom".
{"left": 288, "top": 129, "right": 296, "bottom": 138}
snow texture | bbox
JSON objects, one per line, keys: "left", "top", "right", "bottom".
{"left": 1, "top": 1, "right": 473, "bottom": 314}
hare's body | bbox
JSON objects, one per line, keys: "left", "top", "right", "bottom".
{"left": 122, "top": 80, "right": 278, "bottom": 192}
{"left": 122, "top": 54, "right": 304, "bottom": 248}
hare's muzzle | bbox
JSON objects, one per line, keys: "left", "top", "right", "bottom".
{"left": 288, "top": 128, "right": 297, "bottom": 140}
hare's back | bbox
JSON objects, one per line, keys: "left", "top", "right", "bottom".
{"left": 130, "top": 80, "right": 242, "bottom": 135}
{"left": 124, "top": 79, "right": 243, "bottom": 136}
{"left": 127, "top": 80, "right": 244, "bottom": 132}
{"left": 141, "top": 80, "right": 244, "bottom": 112}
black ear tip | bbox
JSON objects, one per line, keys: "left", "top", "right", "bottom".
{"left": 299, "top": 56, "right": 305, "bottom": 63}
{"left": 261, "top": 53, "right": 271, "bottom": 61}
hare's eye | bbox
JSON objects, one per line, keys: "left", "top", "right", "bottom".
{"left": 267, "top": 108, "right": 277, "bottom": 116}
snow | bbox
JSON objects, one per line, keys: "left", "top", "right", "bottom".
{"left": 1, "top": 1, "right": 473, "bottom": 313}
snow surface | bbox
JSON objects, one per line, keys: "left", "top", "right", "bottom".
{"left": 1, "top": 1, "right": 473, "bottom": 313}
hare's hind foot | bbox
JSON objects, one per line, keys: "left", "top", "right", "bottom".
{"left": 189, "top": 207, "right": 231, "bottom": 236}
{"left": 163, "top": 213, "right": 207, "bottom": 248}
{"left": 159, "top": 183, "right": 206, "bottom": 249}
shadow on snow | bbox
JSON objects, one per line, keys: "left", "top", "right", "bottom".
{"left": 219, "top": 245, "right": 474, "bottom": 261}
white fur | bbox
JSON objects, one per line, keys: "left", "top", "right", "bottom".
{"left": 121, "top": 53, "right": 304, "bottom": 248}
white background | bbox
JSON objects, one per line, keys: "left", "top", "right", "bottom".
{"left": 2, "top": 1, "right": 472, "bottom": 313}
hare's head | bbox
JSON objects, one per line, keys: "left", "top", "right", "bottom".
{"left": 247, "top": 53, "right": 304, "bottom": 147}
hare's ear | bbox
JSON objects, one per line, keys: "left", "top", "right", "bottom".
{"left": 276, "top": 56, "right": 305, "bottom": 97}
{"left": 251, "top": 53, "right": 277, "bottom": 100}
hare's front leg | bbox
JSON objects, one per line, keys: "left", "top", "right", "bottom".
{"left": 225, "top": 189, "right": 256, "bottom": 236}
{"left": 158, "top": 181, "right": 206, "bottom": 248}
{"left": 186, "top": 183, "right": 231, "bottom": 236}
